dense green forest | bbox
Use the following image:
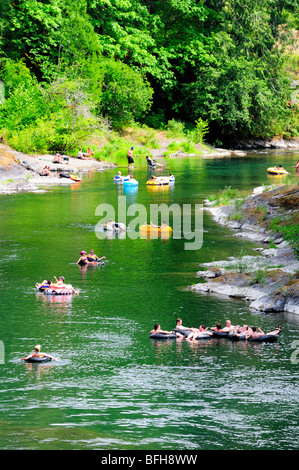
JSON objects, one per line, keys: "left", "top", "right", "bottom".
{"left": 0, "top": 0, "right": 298, "bottom": 154}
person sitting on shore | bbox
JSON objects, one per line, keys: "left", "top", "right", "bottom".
{"left": 40, "top": 166, "right": 50, "bottom": 176}
{"left": 53, "top": 153, "right": 63, "bottom": 163}
{"left": 245, "top": 325, "right": 281, "bottom": 340}
{"left": 21, "top": 344, "right": 60, "bottom": 362}
{"left": 86, "top": 148, "right": 94, "bottom": 157}
{"left": 77, "top": 149, "right": 88, "bottom": 160}
{"left": 149, "top": 323, "right": 174, "bottom": 336}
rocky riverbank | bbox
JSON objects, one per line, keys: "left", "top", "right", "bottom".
{"left": 0, "top": 144, "right": 116, "bottom": 194}
{"left": 190, "top": 184, "right": 299, "bottom": 314}
{"left": 223, "top": 136, "right": 299, "bottom": 150}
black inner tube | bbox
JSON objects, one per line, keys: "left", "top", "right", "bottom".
{"left": 150, "top": 333, "right": 177, "bottom": 339}
{"left": 25, "top": 356, "right": 52, "bottom": 363}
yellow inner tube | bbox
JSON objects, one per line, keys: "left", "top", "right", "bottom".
{"left": 139, "top": 224, "right": 172, "bottom": 234}
{"left": 267, "top": 167, "right": 287, "bottom": 175}
{"left": 146, "top": 177, "right": 170, "bottom": 186}
{"left": 70, "top": 174, "right": 81, "bottom": 181}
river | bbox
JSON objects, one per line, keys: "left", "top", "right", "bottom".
{"left": 0, "top": 149, "right": 298, "bottom": 450}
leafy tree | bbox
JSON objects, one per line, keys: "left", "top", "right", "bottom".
{"left": 0, "top": 0, "right": 101, "bottom": 80}
{"left": 97, "top": 58, "right": 153, "bottom": 128}
{"left": 0, "top": 0, "right": 298, "bottom": 140}
{"left": 180, "top": 0, "right": 297, "bottom": 139}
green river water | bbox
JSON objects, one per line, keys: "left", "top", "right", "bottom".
{"left": 0, "top": 150, "right": 299, "bottom": 451}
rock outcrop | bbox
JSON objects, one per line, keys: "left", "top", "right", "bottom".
{"left": 191, "top": 184, "right": 299, "bottom": 314}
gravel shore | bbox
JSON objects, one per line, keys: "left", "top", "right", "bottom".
{"left": 0, "top": 144, "right": 116, "bottom": 194}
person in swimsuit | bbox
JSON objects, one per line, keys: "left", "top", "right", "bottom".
{"left": 77, "top": 251, "right": 98, "bottom": 266}
{"left": 186, "top": 325, "right": 213, "bottom": 341}
{"left": 87, "top": 250, "right": 106, "bottom": 263}
{"left": 36, "top": 279, "right": 53, "bottom": 290}
{"left": 210, "top": 323, "right": 225, "bottom": 332}
{"left": 292, "top": 160, "right": 299, "bottom": 172}
{"left": 127, "top": 147, "right": 134, "bottom": 171}
{"left": 149, "top": 323, "right": 174, "bottom": 336}
{"left": 245, "top": 325, "right": 281, "bottom": 340}
{"left": 21, "top": 345, "right": 60, "bottom": 361}
{"left": 54, "top": 276, "right": 66, "bottom": 286}
{"left": 53, "top": 153, "right": 63, "bottom": 163}
{"left": 174, "top": 318, "right": 199, "bottom": 338}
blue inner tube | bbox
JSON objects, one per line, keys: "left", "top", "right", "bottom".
{"left": 123, "top": 180, "right": 138, "bottom": 186}
{"left": 38, "top": 284, "right": 50, "bottom": 291}
{"left": 150, "top": 333, "right": 177, "bottom": 339}
{"left": 25, "top": 356, "right": 52, "bottom": 363}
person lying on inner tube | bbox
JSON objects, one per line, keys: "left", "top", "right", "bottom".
{"left": 149, "top": 324, "right": 175, "bottom": 336}
{"left": 37, "top": 277, "right": 66, "bottom": 288}
{"left": 186, "top": 325, "right": 213, "bottom": 341}
{"left": 21, "top": 344, "right": 60, "bottom": 362}
{"left": 87, "top": 249, "right": 106, "bottom": 263}
{"left": 54, "top": 276, "right": 68, "bottom": 287}
{"left": 144, "top": 220, "right": 169, "bottom": 229}
{"left": 174, "top": 318, "right": 198, "bottom": 336}
{"left": 245, "top": 325, "right": 281, "bottom": 340}
{"left": 274, "top": 164, "right": 286, "bottom": 172}
{"left": 36, "top": 279, "right": 53, "bottom": 290}
{"left": 53, "top": 276, "right": 79, "bottom": 293}
{"left": 105, "top": 219, "right": 126, "bottom": 233}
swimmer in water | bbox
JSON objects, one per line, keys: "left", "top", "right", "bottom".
{"left": 21, "top": 344, "right": 60, "bottom": 361}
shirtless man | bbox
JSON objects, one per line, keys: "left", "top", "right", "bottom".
{"left": 245, "top": 325, "right": 281, "bottom": 340}
{"left": 186, "top": 325, "right": 213, "bottom": 341}
{"left": 149, "top": 324, "right": 174, "bottom": 336}
{"left": 174, "top": 318, "right": 198, "bottom": 338}
{"left": 211, "top": 322, "right": 225, "bottom": 332}
{"left": 21, "top": 344, "right": 60, "bottom": 362}
{"left": 222, "top": 320, "right": 240, "bottom": 332}
{"left": 127, "top": 147, "right": 134, "bottom": 171}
